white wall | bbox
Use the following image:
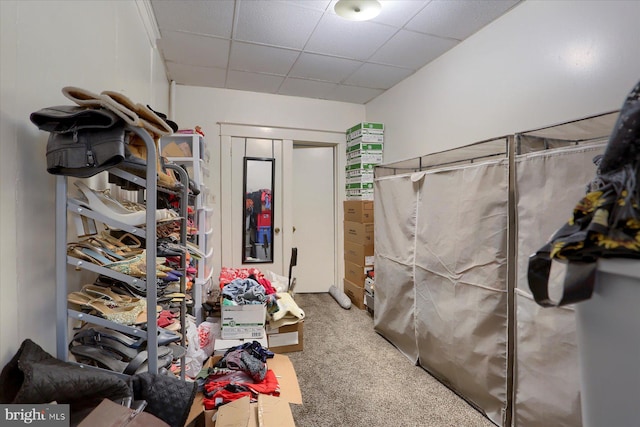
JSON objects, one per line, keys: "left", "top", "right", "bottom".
{"left": 367, "top": 0, "right": 640, "bottom": 164}
{"left": 172, "top": 85, "right": 365, "bottom": 282}
{"left": 0, "top": 0, "right": 169, "bottom": 368}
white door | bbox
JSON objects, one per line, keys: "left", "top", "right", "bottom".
{"left": 291, "top": 145, "right": 336, "bottom": 293}
{"left": 218, "top": 124, "right": 343, "bottom": 293}
{"left": 224, "top": 137, "right": 285, "bottom": 272}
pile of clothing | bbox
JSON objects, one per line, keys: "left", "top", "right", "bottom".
{"left": 220, "top": 267, "right": 279, "bottom": 313}
{"left": 201, "top": 341, "right": 278, "bottom": 410}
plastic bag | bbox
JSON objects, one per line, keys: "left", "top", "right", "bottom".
{"left": 184, "top": 318, "right": 208, "bottom": 378}
{"left": 197, "top": 321, "right": 217, "bottom": 357}
{"left": 266, "top": 270, "right": 289, "bottom": 293}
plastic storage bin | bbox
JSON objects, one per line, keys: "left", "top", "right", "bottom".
{"left": 575, "top": 258, "right": 640, "bottom": 427}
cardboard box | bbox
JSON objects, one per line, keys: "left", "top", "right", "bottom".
{"left": 266, "top": 321, "right": 304, "bottom": 353}
{"left": 199, "top": 354, "right": 302, "bottom": 427}
{"left": 344, "top": 221, "right": 374, "bottom": 245}
{"left": 221, "top": 303, "right": 267, "bottom": 339}
{"left": 344, "top": 259, "right": 374, "bottom": 286}
{"left": 347, "top": 153, "right": 383, "bottom": 165}
{"left": 346, "top": 122, "right": 384, "bottom": 141}
{"left": 213, "top": 336, "right": 268, "bottom": 356}
{"left": 345, "top": 182, "right": 374, "bottom": 191}
{"left": 347, "top": 133, "right": 384, "bottom": 144}
{"left": 346, "top": 189, "right": 374, "bottom": 200}
{"left": 345, "top": 167, "right": 374, "bottom": 181}
{"left": 344, "top": 200, "right": 374, "bottom": 223}
{"left": 344, "top": 240, "right": 374, "bottom": 266}
{"left": 343, "top": 278, "right": 366, "bottom": 310}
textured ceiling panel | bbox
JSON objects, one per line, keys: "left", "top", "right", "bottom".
{"left": 227, "top": 70, "right": 285, "bottom": 93}
{"left": 229, "top": 42, "right": 300, "bottom": 75}
{"left": 370, "top": 29, "right": 459, "bottom": 69}
{"left": 235, "top": 1, "right": 324, "bottom": 49}
{"left": 344, "top": 62, "right": 414, "bottom": 90}
{"left": 151, "top": 0, "right": 522, "bottom": 104}
{"left": 166, "top": 62, "right": 227, "bottom": 88}
{"left": 279, "top": 77, "right": 338, "bottom": 99}
{"left": 158, "top": 32, "right": 230, "bottom": 69}
{"left": 151, "top": 0, "right": 234, "bottom": 38}
{"left": 305, "top": 13, "right": 397, "bottom": 60}
{"left": 406, "top": 0, "right": 519, "bottom": 40}
{"left": 289, "top": 53, "right": 363, "bottom": 83}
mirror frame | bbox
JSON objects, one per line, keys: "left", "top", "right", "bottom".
{"left": 242, "top": 156, "right": 275, "bottom": 264}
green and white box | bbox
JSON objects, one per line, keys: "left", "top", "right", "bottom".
{"left": 346, "top": 142, "right": 384, "bottom": 154}
{"left": 221, "top": 303, "right": 266, "bottom": 339}
{"left": 348, "top": 133, "right": 385, "bottom": 144}
{"left": 346, "top": 182, "right": 374, "bottom": 190}
{"left": 348, "top": 153, "right": 384, "bottom": 165}
{"left": 346, "top": 188, "right": 375, "bottom": 200}
{"left": 347, "top": 122, "right": 384, "bottom": 141}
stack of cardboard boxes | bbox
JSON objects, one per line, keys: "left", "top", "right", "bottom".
{"left": 343, "top": 122, "right": 383, "bottom": 310}
{"left": 345, "top": 122, "right": 384, "bottom": 201}
{"left": 343, "top": 201, "right": 374, "bottom": 310}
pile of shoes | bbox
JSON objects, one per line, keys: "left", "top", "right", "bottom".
{"left": 68, "top": 326, "right": 183, "bottom": 375}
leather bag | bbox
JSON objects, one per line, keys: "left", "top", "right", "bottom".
{"left": 30, "top": 105, "right": 126, "bottom": 178}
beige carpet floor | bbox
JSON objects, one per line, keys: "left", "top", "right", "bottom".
{"left": 286, "top": 293, "right": 495, "bottom": 427}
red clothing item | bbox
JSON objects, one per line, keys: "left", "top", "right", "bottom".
{"left": 202, "top": 369, "right": 280, "bottom": 410}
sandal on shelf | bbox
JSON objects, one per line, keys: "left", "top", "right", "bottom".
{"left": 82, "top": 235, "right": 141, "bottom": 259}
{"left": 72, "top": 328, "right": 173, "bottom": 360}
{"left": 69, "top": 343, "right": 173, "bottom": 375}
{"left": 67, "top": 243, "right": 116, "bottom": 266}
{"left": 81, "top": 284, "right": 143, "bottom": 307}
{"left": 67, "top": 292, "right": 144, "bottom": 326}
{"left": 100, "top": 231, "right": 144, "bottom": 254}
{"left": 75, "top": 325, "right": 181, "bottom": 349}
{"left": 73, "top": 181, "right": 179, "bottom": 226}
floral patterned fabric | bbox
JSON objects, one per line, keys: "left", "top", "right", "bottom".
{"left": 528, "top": 80, "right": 640, "bottom": 307}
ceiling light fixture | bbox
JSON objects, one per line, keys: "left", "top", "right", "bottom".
{"left": 334, "top": 0, "right": 381, "bottom": 21}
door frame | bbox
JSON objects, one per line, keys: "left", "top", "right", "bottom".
{"left": 218, "top": 123, "right": 345, "bottom": 287}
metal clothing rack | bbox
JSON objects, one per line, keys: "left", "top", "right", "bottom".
{"left": 55, "top": 125, "right": 188, "bottom": 376}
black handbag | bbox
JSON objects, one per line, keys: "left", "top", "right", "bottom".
{"left": 528, "top": 80, "right": 640, "bottom": 307}
{"left": 30, "top": 105, "right": 126, "bottom": 178}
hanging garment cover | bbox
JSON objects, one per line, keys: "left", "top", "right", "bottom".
{"left": 528, "top": 79, "right": 640, "bottom": 307}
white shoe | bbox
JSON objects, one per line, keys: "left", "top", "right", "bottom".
{"left": 74, "top": 181, "right": 178, "bottom": 226}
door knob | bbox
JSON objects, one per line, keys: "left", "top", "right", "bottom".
{"left": 274, "top": 227, "right": 280, "bottom": 234}
{"left": 293, "top": 226, "right": 296, "bottom": 233}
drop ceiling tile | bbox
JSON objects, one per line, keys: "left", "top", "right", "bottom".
{"left": 235, "top": 1, "right": 323, "bottom": 49}
{"left": 328, "top": 84, "right": 384, "bottom": 104}
{"left": 158, "top": 31, "right": 229, "bottom": 68}
{"left": 166, "top": 62, "right": 227, "bottom": 88}
{"left": 406, "top": 0, "right": 519, "bottom": 40}
{"left": 283, "top": 0, "right": 331, "bottom": 12}
{"left": 278, "top": 77, "right": 338, "bottom": 99}
{"left": 305, "top": 13, "right": 397, "bottom": 60}
{"left": 370, "top": 29, "right": 458, "bottom": 69}
{"left": 344, "top": 63, "right": 413, "bottom": 90}
{"left": 289, "top": 53, "right": 362, "bottom": 83}
{"left": 371, "top": 0, "right": 429, "bottom": 27}
{"left": 227, "top": 70, "right": 285, "bottom": 93}
{"left": 151, "top": 0, "right": 234, "bottom": 38}
{"left": 230, "top": 42, "right": 300, "bottom": 75}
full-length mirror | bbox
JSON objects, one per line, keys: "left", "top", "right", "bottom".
{"left": 243, "top": 157, "right": 274, "bottom": 263}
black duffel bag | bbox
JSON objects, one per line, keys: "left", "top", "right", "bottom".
{"left": 30, "top": 105, "right": 126, "bottom": 178}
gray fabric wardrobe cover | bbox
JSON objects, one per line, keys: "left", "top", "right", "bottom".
{"left": 373, "top": 173, "right": 420, "bottom": 363}
{"left": 374, "top": 160, "right": 509, "bottom": 426}
{"left": 514, "top": 144, "right": 605, "bottom": 427}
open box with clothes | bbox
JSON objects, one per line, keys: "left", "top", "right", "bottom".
{"left": 185, "top": 339, "right": 302, "bottom": 427}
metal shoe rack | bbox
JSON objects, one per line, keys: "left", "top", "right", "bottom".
{"left": 55, "top": 125, "right": 189, "bottom": 377}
